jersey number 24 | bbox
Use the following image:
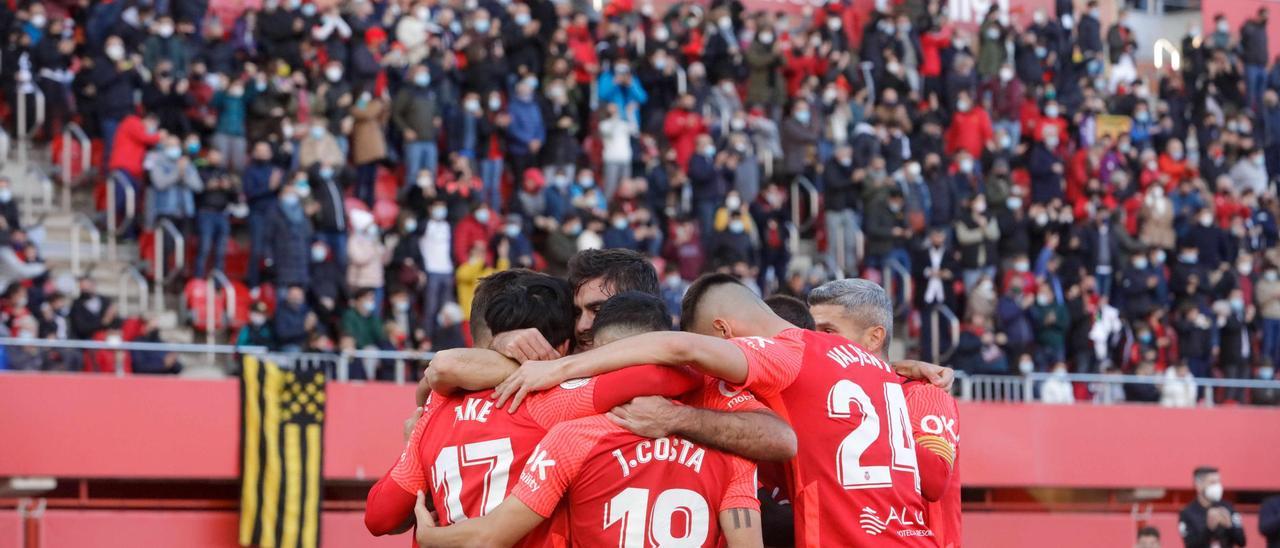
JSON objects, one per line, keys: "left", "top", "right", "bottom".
{"left": 828, "top": 381, "right": 920, "bottom": 493}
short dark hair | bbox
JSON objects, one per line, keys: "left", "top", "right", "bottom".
{"left": 1193, "top": 466, "right": 1219, "bottom": 480}
{"left": 568, "top": 249, "right": 660, "bottom": 298}
{"left": 765, "top": 295, "right": 815, "bottom": 330}
{"left": 1137, "top": 526, "right": 1160, "bottom": 540}
{"left": 471, "top": 269, "right": 542, "bottom": 338}
{"left": 483, "top": 275, "right": 575, "bottom": 349}
{"left": 593, "top": 291, "right": 672, "bottom": 338}
{"left": 680, "top": 273, "right": 746, "bottom": 331}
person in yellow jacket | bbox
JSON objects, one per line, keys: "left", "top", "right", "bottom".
{"left": 455, "top": 238, "right": 511, "bottom": 329}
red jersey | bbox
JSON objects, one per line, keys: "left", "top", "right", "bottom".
{"left": 365, "top": 365, "right": 699, "bottom": 544}
{"left": 729, "top": 328, "right": 933, "bottom": 546}
{"left": 512, "top": 415, "right": 759, "bottom": 548}
{"left": 904, "top": 382, "right": 961, "bottom": 548}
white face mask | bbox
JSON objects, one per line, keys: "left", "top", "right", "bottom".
{"left": 1019, "top": 359, "right": 1034, "bottom": 374}
{"left": 1204, "top": 482, "right": 1223, "bottom": 502}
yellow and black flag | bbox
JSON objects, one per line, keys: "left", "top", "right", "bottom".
{"left": 240, "top": 356, "right": 326, "bottom": 548}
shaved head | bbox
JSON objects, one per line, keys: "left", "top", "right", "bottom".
{"left": 681, "top": 274, "right": 792, "bottom": 339}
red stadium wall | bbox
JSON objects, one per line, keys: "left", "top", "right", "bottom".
{"left": 2, "top": 374, "right": 1277, "bottom": 489}
{"left": 1, "top": 373, "right": 1277, "bottom": 546}
{"left": 1204, "top": 0, "right": 1280, "bottom": 63}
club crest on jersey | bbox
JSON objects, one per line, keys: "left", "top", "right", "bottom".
{"left": 859, "top": 506, "right": 932, "bottom": 537}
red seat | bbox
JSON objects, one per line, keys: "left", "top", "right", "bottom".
{"left": 372, "top": 199, "right": 400, "bottom": 229}
{"left": 375, "top": 166, "right": 401, "bottom": 202}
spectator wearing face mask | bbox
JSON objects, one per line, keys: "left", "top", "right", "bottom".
{"left": 350, "top": 88, "right": 390, "bottom": 206}
{"left": 780, "top": 99, "right": 820, "bottom": 178}
{"left": 69, "top": 278, "right": 116, "bottom": 342}
{"left": 341, "top": 288, "right": 389, "bottom": 354}
{"left": 1030, "top": 285, "right": 1070, "bottom": 366}
{"left": 1177, "top": 307, "right": 1217, "bottom": 378}
{"left": 243, "top": 142, "right": 282, "bottom": 289}
{"left": 598, "top": 103, "right": 635, "bottom": 200}
{"left": 194, "top": 153, "right": 238, "bottom": 278}
{"left": 1182, "top": 208, "right": 1230, "bottom": 270}
{"left": 419, "top": 199, "right": 454, "bottom": 340}
{"left": 944, "top": 91, "right": 993, "bottom": 161}
{"left": 210, "top": 76, "right": 253, "bottom": 172}
{"left": 955, "top": 196, "right": 1001, "bottom": 288}
{"left": 1039, "top": 362, "right": 1075, "bottom": 404}
{"left": 1180, "top": 466, "right": 1246, "bottom": 547}
{"left": 506, "top": 78, "right": 546, "bottom": 188}
{"left": 144, "top": 135, "right": 204, "bottom": 228}
{"left": 603, "top": 210, "right": 640, "bottom": 252}
{"left": 1230, "top": 148, "right": 1270, "bottom": 197}
{"left": 237, "top": 301, "right": 276, "bottom": 349}
{"left": 392, "top": 65, "right": 442, "bottom": 187}
{"left": 268, "top": 181, "right": 314, "bottom": 289}
{"left": 92, "top": 35, "right": 145, "bottom": 164}
{"left": 347, "top": 210, "right": 388, "bottom": 318}
{"left": 1028, "top": 127, "right": 1065, "bottom": 204}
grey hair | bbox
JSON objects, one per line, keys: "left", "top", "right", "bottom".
{"left": 808, "top": 278, "right": 894, "bottom": 348}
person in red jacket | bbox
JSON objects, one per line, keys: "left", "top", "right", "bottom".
{"left": 107, "top": 112, "right": 164, "bottom": 182}
{"left": 944, "top": 91, "right": 993, "bottom": 159}
{"left": 451, "top": 203, "right": 498, "bottom": 266}
{"left": 1033, "top": 100, "right": 1069, "bottom": 144}
{"left": 919, "top": 22, "right": 953, "bottom": 99}
{"left": 85, "top": 322, "right": 132, "bottom": 374}
{"left": 662, "top": 94, "right": 706, "bottom": 170}
{"left": 1157, "top": 138, "right": 1196, "bottom": 188}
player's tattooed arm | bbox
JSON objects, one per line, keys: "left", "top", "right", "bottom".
{"left": 610, "top": 398, "right": 797, "bottom": 461}
{"left": 720, "top": 508, "right": 765, "bottom": 548}
{"left": 426, "top": 348, "right": 519, "bottom": 396}
{"left": 413, "top": 491, "right": 543, "bottom": 548}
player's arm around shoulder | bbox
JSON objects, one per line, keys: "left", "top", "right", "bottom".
{"left": 427, "top": 348, "right": 519, "bottom": 395}
{"left": 413, "top": 491, "right": 545, "bottom": 548}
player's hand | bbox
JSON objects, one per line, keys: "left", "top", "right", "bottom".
{"left": 415, "top": 375, "right": 432, "bottom": 406}
{"left": 413, "top": 491, "right": 438, "bottom": 546}
{"left": 492, "top": 359, "right": 567, "bottom": 412}
{"left": 607, "top": 396, "right": 680, "bottom": 438}
{"left": 404, "top": 406, "right": 423, "bottom": 444}
{"left": 491, "top": 328, "right": 561, "bottom": 363}
{"left": 892, "top": 360, "right": 955, "bottom": 391}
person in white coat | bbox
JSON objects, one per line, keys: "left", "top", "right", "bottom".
{"left": 1040, "top": 362, "right": 1077, "bottom": 404}
{"left": 598, "top": 103, "right": 637, "bottom": 199}
{"left": 1161, "top": 362, "right": 1199, "bottom": 407}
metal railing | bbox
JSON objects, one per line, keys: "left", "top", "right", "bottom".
{"left": 117, "top": 265, "right": 149, "bottom": 318}
{"left": 0, "top": 337, "right": 433, "bottom": 383}
{"left": 956, "top": 372, "right": 1280, "bottom": 407}
{"left": 106, "top": 171, "right": 136, "bottom": 260}
{"left": 788, "top": 176, "right": 820, "bottom": 253}
{"left": 68, "top": 214, "right": 102, "bottom": 277}
{"left": 60, "top": 122, "right": 92, "bottom": 210}
{"left": 205, "top": 270, "right": 236, "bottom": 342}
{"left": 23, "top": 164, "right": 53, "bottom": 227}
{"left": 14, "top": 87, "right": 45, "bottom": 165}
{"left": 882, "top": 259, "right": 913, "bottom": 317}
{"left": 152, "top": 218, "right": 185, "bottom": 311}
{"left": 928, "top": 305, "right": 961, "bottom": 363}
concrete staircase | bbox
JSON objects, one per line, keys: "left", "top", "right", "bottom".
{"left": 3, "top": 143, "right": 213, "bottom": 371}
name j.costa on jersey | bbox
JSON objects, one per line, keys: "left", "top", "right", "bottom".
{"left": 610, "top": 436, "right": 706, "bottom": 478}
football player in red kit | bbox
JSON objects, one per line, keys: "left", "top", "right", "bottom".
{"left": 496, "top": 274, "right": 938, "bottom": 545}
{"left": 809, "top": 278, "right": 962, "bottom": 548}
{"left": 365, "top": 275, "right": 702, "bottom": 543}
{"left": 411, "top": 290, "right": 768, "bottom": 547}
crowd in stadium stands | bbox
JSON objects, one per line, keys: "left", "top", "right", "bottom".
{"left": 0, "top": 0, "right": 1279, "bottom": 402}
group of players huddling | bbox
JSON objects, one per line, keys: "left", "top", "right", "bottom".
{"left": 364, "top": 248, "right": 962, "bottom": 547}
